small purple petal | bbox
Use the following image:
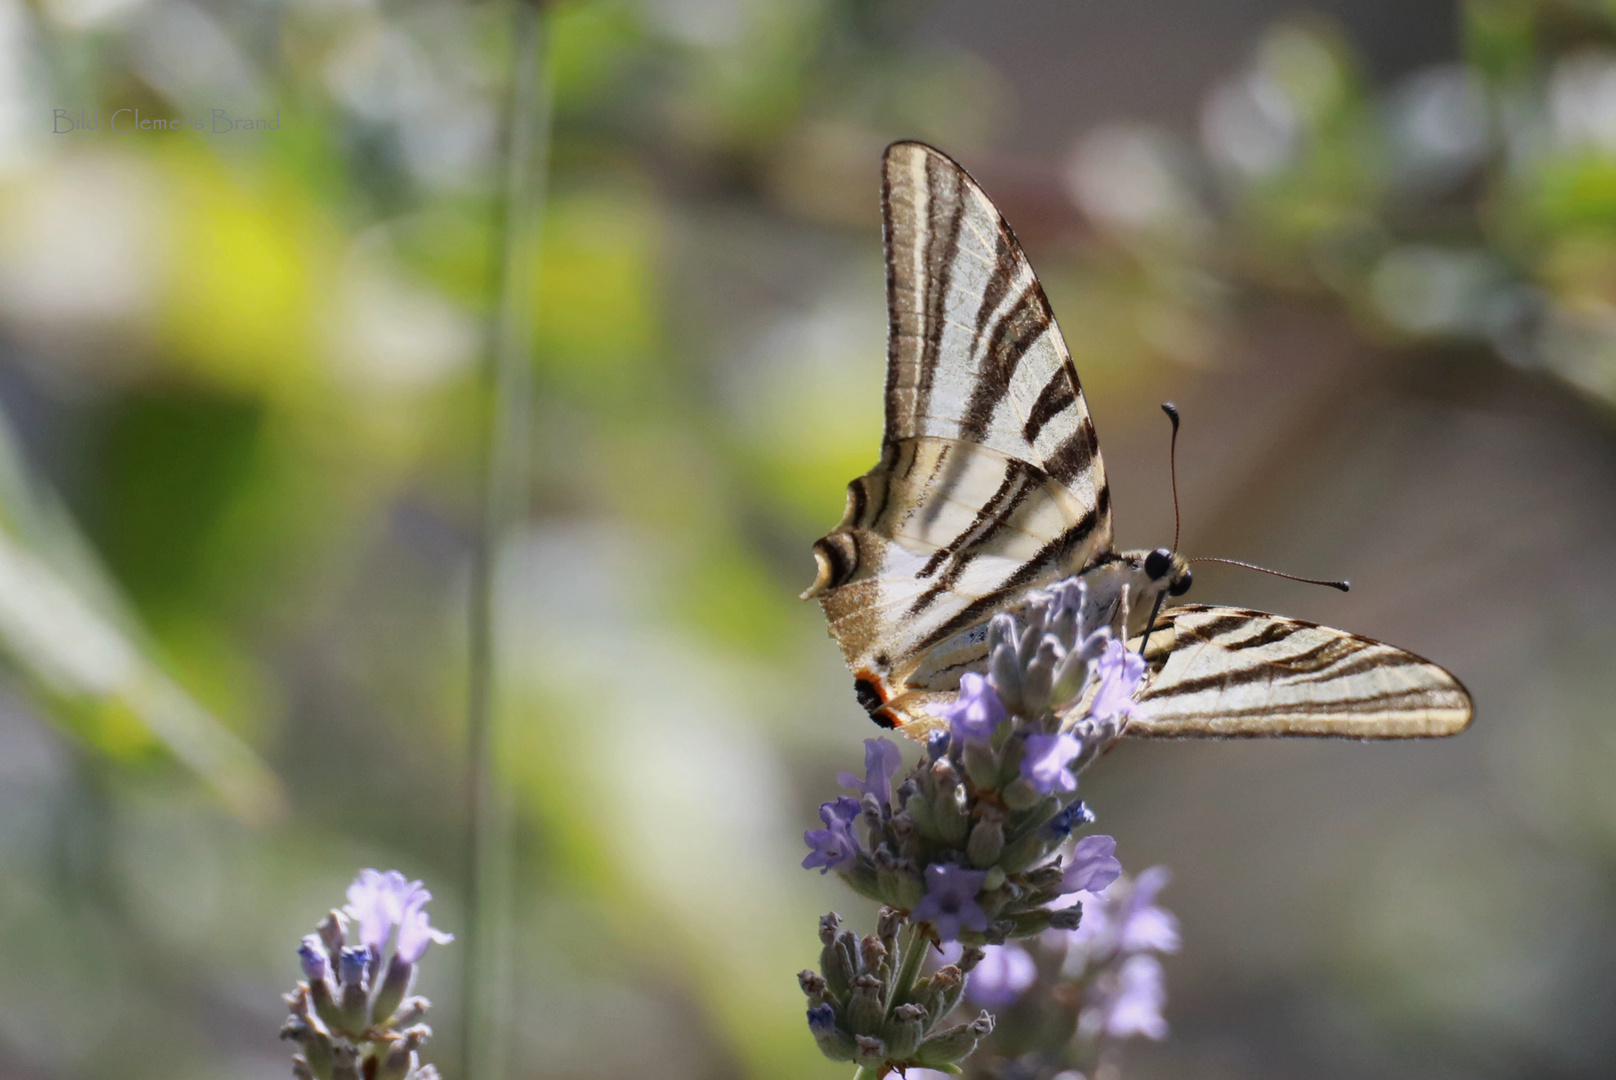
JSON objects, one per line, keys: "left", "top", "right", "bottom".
{"left": 1063, "top": 834, "right": 1122, "bottom": 894}
{"left": 936, "top": 673, "right": 1007, "bottom": 744}
{"left": 911, "top": 863, "right": 990, "bottom": 943}
{"left": 838, "top": 738, "right": 903, "bottom": 808}
{"left": 1020, "top": 733, "right": 1082, "bottom": 794}
{"left": 1117, "top": 866, "right": 1178, "bottom": 953}
{"left": 1121, "top": 906, "right": 1181, "bottom": 954}
{"left": 1089, "top": 639, "right": 1145, "bottom": 724}
{"left": 1102, "top": 954, "right": 1168, "bottom": 1040}
{"left": 395, "top": 889, "right": 454, "bottom": 964}
{"left": 1127, "top": 866, "right": 1172, "bottom": 912}
{"left": 345, "top": 869, "right": 425, "bottom": 951}
{"left": 965, "top": 943, "right": 1039, "bottom": 1007}
{"left": 802, "top": 797, "right": 863, "bottom": 873}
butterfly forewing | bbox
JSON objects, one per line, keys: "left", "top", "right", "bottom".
{"left": 804, "top": 141, "right": 1114, "bottom": 727}
{"left": 1126, "top": 605, "right": 1474, "bottom": 738}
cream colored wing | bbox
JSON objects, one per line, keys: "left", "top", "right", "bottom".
{"left": 804, "top": 141, "right": 1114, "bottom": 731}
{"left": 1126, "top": 605, "right": 1474, "bottom": 738}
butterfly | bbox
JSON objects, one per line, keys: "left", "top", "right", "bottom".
{"left": 802, "top": 141, "right": 1473, "bottom": 740}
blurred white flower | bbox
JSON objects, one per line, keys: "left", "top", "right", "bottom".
{"left": 1371, "top": 245, "right": 1503, "bottom": 336}
{"left": 1549, "top": 51, "right": 1616, "bottom": 153}
{"left": 1387, "top": 65, "right": 1489, "bottom": 188}
{"left": 1202, "top": 70, "right": 1300, "bottom": 178}
{"left": 1066, "top": 124, "right": 1202, "bottom": 231}
{"left": 334, "top": 240, "right": 477, "bottom": 392}
{"left": 129, "top": 0, "right": 261, "bottom": 108}
{"left": 0, "top": 153, "right": 168, "bottom": 366}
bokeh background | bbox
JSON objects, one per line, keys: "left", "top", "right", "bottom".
{"left": 2, "top": 0, "right": 1616, "bottom": 1077}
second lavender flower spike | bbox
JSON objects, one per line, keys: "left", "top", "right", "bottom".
{"left": 281, "top": 869, "right": 452, "bottom": 1080}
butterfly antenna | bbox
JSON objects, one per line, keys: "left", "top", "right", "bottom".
{"left": 1162, "top": 402, "right": 1182, "bottom": 553}
{"left": 1190, "top": 557, "right": 1350, "bottom": 592}
{"left": 1137, "top": 402, "right": 1182, "bottom": 663}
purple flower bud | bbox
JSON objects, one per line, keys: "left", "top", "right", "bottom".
{"left": 806, "top": 1003, "right": 838, "bottom": 1034}
{"left": 911, "top": 863, "right": 989, "bottom": 943}
{"left": 936, "top": 673, "right": 1006, "bottom": 744}
{"left": 838, "top": 738, "right": 903, "bottom": 809}
{"left": 338, "top": 947, "right": 369, "bottom": 987}
{"left": 298, "top": 936, "right": 329, "bottom": 982}
{"left": 964, "top": 943, "right": 1038, "bottom": 1007}
{"left": 1019, "top": 733, "right": 1082, "bottom": 794}
{"left": 1043, "top": 800, "right": 1094, "bottom": 841}
{"left": 1063, "top": 834, "right": 1122, "bottom": 894}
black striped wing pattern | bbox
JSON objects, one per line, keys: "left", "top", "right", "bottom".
{"left": 803, "top": 141, "right": 1114, "bottom": 729}
{"left": 1127, "top": 605, "right": 1473, "bottom": 738}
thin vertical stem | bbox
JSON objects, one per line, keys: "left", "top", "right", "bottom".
{"left": 463, "top": 2, "right": 550, "bottom": 1078}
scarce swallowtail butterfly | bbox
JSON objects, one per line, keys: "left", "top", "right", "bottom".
{"left": 802, "top": 140, "right": 1473, "bottom": 740}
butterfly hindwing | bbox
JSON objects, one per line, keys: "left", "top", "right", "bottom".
{"left": 804, "top": 142, "right": 1114, "bottom": 727}
{"left": 1125, "top": 604, "right": 1474, "bottom": 738}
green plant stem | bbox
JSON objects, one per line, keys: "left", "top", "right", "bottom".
{"left": 462, "top": 1, "right": 551, "bottom": 1078}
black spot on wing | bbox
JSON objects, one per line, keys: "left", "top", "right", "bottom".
{"left": 855, "top": 676, "right": 884, "bottom": 713}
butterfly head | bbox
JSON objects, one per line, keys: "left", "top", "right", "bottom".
{"left": 1106, "top": 546, "right": 1193, "bottom": 640}
{"left": 1143, "top": 546, "right": 1194, "bottom": 598}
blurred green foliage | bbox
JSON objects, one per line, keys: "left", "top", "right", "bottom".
{"left": 0, "top": 0, "right": 1615, "bottom": 1077}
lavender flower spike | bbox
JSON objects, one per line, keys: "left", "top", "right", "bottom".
{"left": 838, "top": 737, "right": 903, "bottom": 808}
{"left": 285, "top": 870, "right": 452, "bottom": 1080}
{"left": 802, "top": 796, "right": 863, "bottom": 873}
{"left": 911, "top": 863, "right": 989, "bottom": 943}
{"left": 936, "top": 672, "right": 1007, "bottom": 744}
{"left": 1019, "top": 732, "right": 1083, "bottom": 794}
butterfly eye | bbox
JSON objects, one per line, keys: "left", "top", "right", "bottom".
{"left": 1144, "top": 547, "right": 1173, "bottom": 580}
{"left": 1169, "top": 568, "right": 1194, "bottom": 596}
